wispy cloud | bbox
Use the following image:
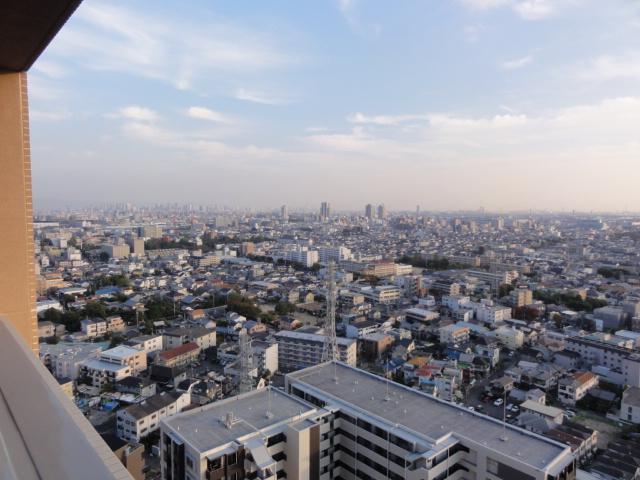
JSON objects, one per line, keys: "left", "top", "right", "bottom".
{"left": 185, "top": 106, "right": 232, "bottom": 124}
{"left": 234, "top": 88, "right": 289, "bottom": 105}
{"left": 501, "top": 55, "right": 533, "bottom": 70}
{"left": 112, "top": 105, "right": 160, "bottom": 122}
{"left": 48, "top": 2, "right": 294, "bottom": 92}
{"left": 347, "top": 112, "right": 430, "bottom": 126}
{"left": 461, "top": 0, "right": 567, "bottom": 20}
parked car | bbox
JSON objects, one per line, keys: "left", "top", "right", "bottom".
{"left": 565, "top": 410, "right": 576, "bottom": 418}
{"left": 494, "top": 398, "right": 504, "bottom": 407}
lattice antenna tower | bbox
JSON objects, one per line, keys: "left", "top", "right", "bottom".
{"left": 322, "top": 261, "right": 339, "bottom": 381}
{"left": 238, "top": 329, "right": 254, "bottom": 394}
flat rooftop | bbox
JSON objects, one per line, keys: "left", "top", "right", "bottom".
{"left": 288, "top": 362, "right": 570, "bottom": 472}
{"left": 162, "top": 388, "right": 316, "bottom": 454}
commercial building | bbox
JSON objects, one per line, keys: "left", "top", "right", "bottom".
{"left": 274, "top": 330, "right": 356, "bottom": 372}
{"left": 360, "top": 285, "right": 400, "bottom": 305}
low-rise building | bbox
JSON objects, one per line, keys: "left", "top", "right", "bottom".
{"left": 156, "top": 342, "right": 201, "bottom": 368}
{"left": 274, "top": 329, "right": 356, "bottom": 372}
{"left": 100, "top": 345, "right": 147, "bottom": 374}
{"left": 620, "top": 387, "right": 640, "bottom": 424}
{"left": 117, "top": 391, "right": 190, "bottom": 443}
{"left": 81, "top": 318, "right": 107, "bottom": 338}
{"left": 558, "top": 372, "right": 599, "bottom": 406}
{"left": 439, "top": 324, "right": 470, "bottom": 345}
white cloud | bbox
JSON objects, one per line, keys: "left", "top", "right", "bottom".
{"left": 48, "top": 2, "right": 293, "bottom": 92}
{"left": 338, "top": 0, "right": 357, "bottom": 13}
{"left": 579, "top": 52, "right": 640, "bottom": 82}
{"left": 114, "top": 106, "right": 160, "bottom": 122}
{"left": 500, "top": 55, "right": 533, "bottom": 70}
{"left": 347, "top": 112, "right": 429, "bottom": 125}
{"left": 463, "top": 24, "right": 485, "bottom": 43}
{"left": 513, "top": 0, "right": 554, "bottom": 20}
{"left": 234, "top": 88, "right": 289, "bottom": 105}
{"left": 185, "top": 106, "right": 231, "bottom": 123}
{"left": 461, "top": 0, "right": 567, "bottom": 20}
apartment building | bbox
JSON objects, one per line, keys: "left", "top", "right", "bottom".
{"left": 467, "top": 270, "right": 517, "bottom": 290}
{"left": 156, "top": 342, "right": 201, "bottom": 368}
{"left": 510, "top": 287, "right": 534, "bottom": 307}
{"left": 318, "top": 245, "right": 352, "bottom": 264}
{"left": 404, "top": 307, "right": 439, "bottom": 323}
{"left": 494, "top": 326, "right": 525, "bottom": 349}
{"left": 284, "top": 246, "right": 319, "bottom": 268}
{"left": 359, "top": 285, "right": 400, "bottom": 305}
{"left": 160, "top": 362, "right": 576, "bottom": 480}
{"left": 620, "top": 387, "right": 640, "bottom": 424}
{"left": 81, "top": 318, "right": 107, "bottom": 337}
{"left": 106, "top": 315, "right": 126, "bottom": 333}
{"left": 117, "top": 391, "right": 190, "bottom": 444}
{"left": 252, "top": 340, "right": 279, "bottom": 375}
{"left": 274, "top": 329, "right": 356, "bottom": 372}
{"left": 100, "top": 345, "right": 147, "bottom": 374}
{"left": 439, "top": 324, "right": 471, "bottom": 345}
{"left": 160, "top": 387, "right": 321, "bottom": 480}
{"left": 163, "top": 327, "right": 216, "bottom": 350}
{"left": 558, "top": 372, "right": 599, "bottom": 406}
{"left": 127, "top": 334, "right": 163, "bottom": 354}
{"left": 79, "top": 359, "right": 132, "bottom": 389}
{"left": 565, "top": 334, "right": 640, "bottom": 387}
{"left": 40, "top": 342, "right": 102, "bottom": 380}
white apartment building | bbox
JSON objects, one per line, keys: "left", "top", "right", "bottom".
{"left": 474, "top": 303, "right": 512, "bottom": 325}
{"left": 565, "top": 334, "right": 640, "bottom": 387}
{"left": 494, "top": 326, "right": 525, "bottom": 349}
{"left": 439, "top": 324, "right": 471, "bottom": 345}
{"left": 79, "top": 359, "right": 132, "bottom": 388}
{"left": 404, "top": 308, "right": 439, "bottom": 323}
{"left": 284, "top": 246, "right": 319, "bottom": 268}
{"left": 39, "top": 343, "right": 102, "bottom": 380}
{"left": 163, "top": 327, "right": 216, "bottom": 350}
{"left": 359, "top": 285, "right": 400, "bottom": 305}
{"left": 274, "top": 329, "right": 357, "bottom": 372}
{"left": 160, "top": 363, "right": 576, "bottom": 480}
{"left": 620, "top": 387, "right": 640, "bottom": 424}
{"left": 127, "top": 334, "right": 163, "bottom": 354}
{"left": 317, "top": 245, "right": 352, "bottom": 264}
{"left": 117, "top": 391, "right": 190, "bottom": 444}
{"left": 467, "top": 270, "right": 517, "bottom": 289}
{"left": 558, "top": 372, "right": 599, "bottom": 406}
{"left": 99, "top": 345, "right": 147, "bottom": 374}
{"left": 252, "top": 340, "right": 279, "bottom": 375}
{"left": 81, "top": 318, "right": 107, "bottom": 337}
{"left": 105, "top": 315, "right": 126, "bottom": 333}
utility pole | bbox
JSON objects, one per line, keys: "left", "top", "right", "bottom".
{"left": 322, "top": 261, "right": 339, "bottom": 381}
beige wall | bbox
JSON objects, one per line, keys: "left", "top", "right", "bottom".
{"left": 0, "top": 72, "right": 37, "bottom": 353}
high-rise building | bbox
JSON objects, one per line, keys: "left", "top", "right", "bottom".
{"left": 320, "top": 201, "right": 331, "bottom": 222}
{"left": 280, "top": 204, "right": 288, "bottom": 222}
{"left": 365, "top": 203, "right": 374, "bottom": 220}
{"left": 377, "top": 203, "right": 386, "bottom": 219}
{"left": 160, "top": 362, "right": 576, "bottom": 480}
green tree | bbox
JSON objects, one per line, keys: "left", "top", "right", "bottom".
{"left": 275, "top": 301, "right": 296, "bottom": 316}
{"left": 85, "top": 301, "right": 107, "bottom": 319}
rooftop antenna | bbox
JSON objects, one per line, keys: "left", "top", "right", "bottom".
{"left": 321, "top": 261, "right": 339, "bottom": 382}
{"left": 238, "top": 329, "right": 254, "bottom": 394}
{"left": 265, "top": 387, "right": 274, "bottom": 419}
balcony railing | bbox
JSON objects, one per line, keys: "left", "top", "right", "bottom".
{"left": 0, "top": 317, "right": 133, "bottom": 479}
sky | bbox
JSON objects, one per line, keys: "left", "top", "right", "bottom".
{"left": 30, "top": 0, "right": 640, "bottom": 212}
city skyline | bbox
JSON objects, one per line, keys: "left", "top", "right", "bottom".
{"left": 30, "top": 0, "right": 640, "bottom": 211}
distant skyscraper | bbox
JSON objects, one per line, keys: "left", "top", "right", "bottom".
{"left": 416, "top": 204, "right": 420, "bottom": 219}
{"left": 365, "top": 203, "right": 374, "bottom": 220}
{"left": 377, "top": 203, "right": 386, "bottom": 220}
{"left": 280, "top": 204, "right": 289, "bottom": 222}
{"left": 320, "top": 202, "right": 331, "bottom": 222}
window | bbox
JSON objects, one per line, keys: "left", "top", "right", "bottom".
{"left": 227, "top": 452, "right": 237, "bottom": 465}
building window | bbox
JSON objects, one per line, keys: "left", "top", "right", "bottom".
{"left": 228, "top": 452, "right": 237, "bottom": 465}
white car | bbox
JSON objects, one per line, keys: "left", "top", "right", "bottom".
{"left": 506, "top": 403, "right": 514, "bottom": 411}
{"left": 565, "top": 410, "right": 576, "bottom": 418}
{"left": 494, "top": 398, "right": 504, "bottom": 407}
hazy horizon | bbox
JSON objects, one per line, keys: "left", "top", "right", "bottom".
{"left": 30, "top": 0, "right": 640, "bottom": 212}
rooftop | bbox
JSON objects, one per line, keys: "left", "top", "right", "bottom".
{"left": 288, "top": 362, "right": 571, "bottom": 472}
{"left": 162, "top": 387, "right": 316, "bottom": 454}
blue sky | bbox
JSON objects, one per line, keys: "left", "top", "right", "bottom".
{"left": 30, "top": 0, "right": 640, "bottom": 211}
